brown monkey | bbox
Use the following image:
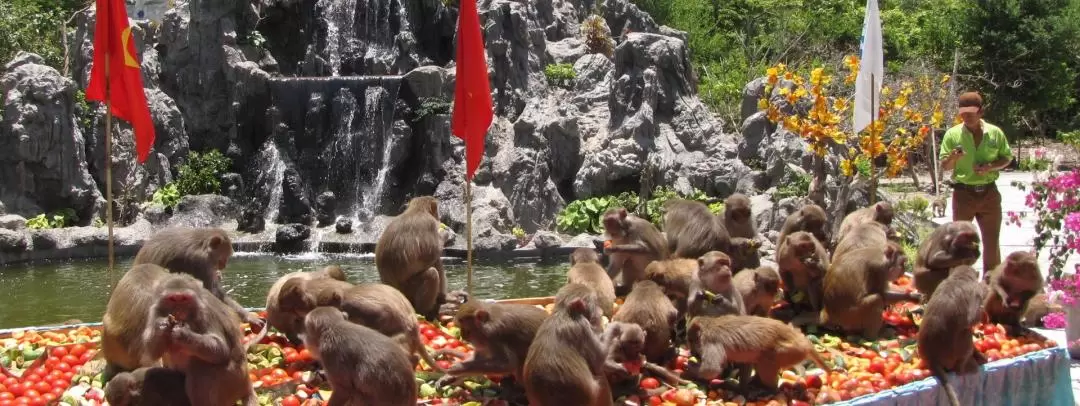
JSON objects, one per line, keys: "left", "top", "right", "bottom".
{"left": 338, "top": 283, "right": 444, "bottom": 372}
{"left": 436, "top": 301, "right": 549, "bottom": 387}
{"left": 643, "top": 258, "right": 699, "bottom": 317}
{"left": 821, "top": 243, "right": 920, "bottom": 339}
{"left": 102, "top": 264, "right": 181, "bottom": 383}
{"left": 685, "top": 315, "right": 828, "bottom": 390}
{"left": 600, "top": 321, "right": 686, "bottom": 387}
{"left": 302, "top": 306, "right": 417, "bottom": 406}
{"left": 932, "top": 194, "right": 948, "bottom": 218}
{"left": 602, "top": 207, "right": 669, "bottom": 296}
{"left": 776, "top": 204, "right": 829, "bottom": 250}
{"left": 567, "top": 248, "right": 617, "bottom": 317}
{"left": 274, "top": 277, "right": 355, "bottom": 322}
{"left": 132, "top": 227, "right": 261, "bottom": 327}
{"left": 104, "top": 367, "right": 190, "bottom": 406}
{"left": 913, "top": 221, "right": 981, "bottom": 301}
{"left": 776, "top": 231, "right": 830, "bottom": 312}
{"left": 832, "top": 221, "right": 895, "bottom": 262}
{"left": 265, "top": 266, "right": 349, "bottom": 344}
{"left": 723, "top": 193, "right": 756, "bottom": 239}
{"left": 375, "top": 196, "right": 446, "bottom": 320}
{"left": 984, "top": 251, "right": 1044, "bottom": 334}
{"left": 612, "top": 280, "right": 679, "bottom": 363}
{"left": 918, "top": 265, "right": 987, "bottom": 406}
{"left": 729, "top": 237, "right": 762, "bottom": 272}
{"left": 687, "top": 251, "right": 746, "bottom": 318}
{"left": 834, "top": 202, "right": 895, "bottom": 247}
{"left": 142, "top": 273, "right": 257, "bottom": 406}
{"left": 522, "top": 289, "right": 611, "bottom": 406}
{"left": 661, "top": 199, "right": 731, "bottom": 259}
{"left": 1022, "top": 293, "right": 1063, "bottom": 328}
{"left": 734, "top": 266, "right": 781, "bottom": 317}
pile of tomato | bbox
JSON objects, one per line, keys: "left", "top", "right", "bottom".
{"left": 0, "top": 327, "right": 101, "bottom": 406}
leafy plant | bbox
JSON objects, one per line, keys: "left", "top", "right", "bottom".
{"left": 774, "top": 172, "right": 812, "bottom": 201}
{"left": 72, "top": 90, "right": 93, "bottom": 132}
{"left": 511, "top": 226, "right": 526, "bottom": 239}
{"left": 642, "top": 187, "right": 714, "bottom": 226}
{"left": 174, "top": 150, "right": 231, "bottom": 197}
{"left": 151, "top": 183, "right": 181, "bottom": 208}
{"left": 1009, "top": 170, "right": 1080, "bottom": 280}
{"left": 25, "top": 208, "right": 78, "bottom": 229}
{"left": 556, "top": 192, "right": 639, "bottom": 234}
{"left": 896, "top": 195, "right": 930, "bottom": 220}
{"left": 412, "top": 97, "right": 453, "bottom": 123}
{"left": 581, "top": 14, "right": 613, "bottom": 58}
{"left": 239, "top": 31, "right": 267, "bottom": 48}
{"left": 543, "top": 63, "right": 576, "bottom": 89}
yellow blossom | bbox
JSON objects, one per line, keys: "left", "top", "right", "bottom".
{"left": 840, "top": 159, "right": 855, "bottom": 177}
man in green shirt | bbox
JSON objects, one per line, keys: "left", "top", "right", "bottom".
{"left": 938, "top": 91, "right": 1013, "bottom": 274}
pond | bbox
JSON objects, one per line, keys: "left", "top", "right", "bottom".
{"left": 0, "top": 253, "right": 568, "bottom": 329}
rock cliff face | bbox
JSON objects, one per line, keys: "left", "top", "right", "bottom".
{"left": 0, "top": 0, "right": 756, "bottom": 250}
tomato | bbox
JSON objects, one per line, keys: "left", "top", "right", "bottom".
{"left": 281, "top": 395, "right": 301, "bottom": 406}
{"left": 69, "top": 344, "right": 87, "bottom": 357}
{"left": 435, "top": 360, "right": 453, "bottom": 371}
{"left": 8, "top": 384, "right": 24, "bottom": 397}
{"left": 30, "top": 382, "right": 49, "bottom": 395}
{"left": 20, "top": 391, "right": 38, "bottom": 400}
{"left": 260, "top": 375, "right": 275, "bottom": 386}
{"left": 2, "top": 379, "right": 16, "bottom": 388}
{"left": 248, "top": 373, "right": 258, "bottom": 382}
{"left": 61, "top": 354, "right": 80, "bottom": 366}
{"left": 49, "top": 387, "right": 63, "bottom": 398}
{"left": 0, "top": 399, "right": 11, "bottom": 406}
{"left": 48, "top": 347, "right": 67, "bottom": 358}
{"left": 0, "top": 392, "right": 12, "bottom": 400}
{"left": 271, "top": 368, "right": 289, "bottom": 379}
{"left": 43, "top": 358, "right": 59, "bottom": 370}
{"left": 445, "top": 338, "right": 461, "bottom": 349}
{"left": 54, "top": 362, "right": 72, "bottom": 373}
{"left": 298, "top": 349, "right": 313, "bottom": 361}
{"left": 647, "top": 395, "right": 663, "bottom": 406}
{"left": 61, "top": 371, "right": 74, "bottom": 382}
{"left": 50, "top": 379, "right": 67, "bottom": 391}
{"left": 40, "top": 393, "right": 56, "bottom": 404}
{"left": 639, "top": 377, "right": 660, "bottom": 390}
{"left": 868, "top": 359, "right": 886, "bottom": 374}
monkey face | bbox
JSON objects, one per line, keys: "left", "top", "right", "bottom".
{"left": 874, "top": 202, "right": 895, "bottom": 224}
{"left": 601, "top": 210, "right": 628, "bottom": 238}
{"left": 158, "top": 290, "right": 198, "bottom": 321}
{"left": 949, "top": 230, "right": 981, "bottom": 257}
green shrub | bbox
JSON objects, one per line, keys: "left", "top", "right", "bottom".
{"left": 1018, "top": 156, "right": 1051, "bottom": 171}
{"left": 174, "top": 150, "right": 231, "bottom": 197}
{"left": 151, "top": 183, "right": 181, "bottom": 208}
{"left": 26, "top": 208, "right": 77, "bottom": 229}
{"left": 774, "top": 172, "right": 811, "bottom": 201}
{"left": 556, "top": 192, "right": 639, "bottom": 234}
{"left": 896, "top": 195, "right": 930, "bottom": 220}
{"left": 543, "top": 63, "right": 576, "bottom": 89}
{"left": 581, "top": 14, "right": 613, "bottom": 58}
{"left": 412, "top": 97, "right": 452, "bottom": 123}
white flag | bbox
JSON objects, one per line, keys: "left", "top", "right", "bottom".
{"left": 853, "top": 0, "right": 884, "bottom": 135}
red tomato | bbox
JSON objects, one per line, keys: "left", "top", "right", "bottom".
{"left": 2, "top": 378, "right": 16, "bottom": 388}
{"left": 43, "top": 358, "right": 59, "bottom": 370}
{"left": 69, "top": 344, "right": 87, "bottom": 357}
{"left": 41, "top": 393, "right": 56, "bottom": 404}
{"left": 49, "top": 347, "right": 67, "bottom": 358}
{"left": 285, "top": 353, "right": 301, "bottom": 364}
{"left": 19, "top": 391, "right": 38, "bottom": 400}
{"left": 291, "top": 371, "right": 304, "bottom": 381}
{"left": 421, "top": 328, "right": 438, "bottom": 339}
{"left": 12, "top": 398, "right": 28, "bottom": 405}
{"left": 22, "top": 374, "right": 39, "bottom": 384}
{"left": 0, "top": 399, "right": 11, "bottom": 406}
{"left": 259, "top": 375, "right": 276, "bottom": 386}
{"left": 435, "top": 360, "right": 453, "bottom": 371}
{"left": 61, "top": 354, "right": 80, "bottom": 366}
{"left": 868, "top": 359, "right": 886, "bottom": 374}
{"left": 8, "top": 383, "right": 25, "bottom": 397}
{"left": 78, "top": 352, "right": 93, "bottom": 364}
{"left": 0, "top": 392, "right": 12, "bottom": 400}
{"left": 639, "top": 377, "right": 660, "bottom": 390}
{"left": 60, "top": 371, "right": 74, "bottom": 382}
{"left": 271, "top": 368, "right": 289, "bottom": 379}
{"left": 298, "top": 349, "right": 313, "bottom": 361}
{"left": 647, "top": 396, "right": 663, "bottom": 406}
{"left": 30, "top": 382, "right": 49, "bottom": 395}
{"left": 281, "top": 395, "right": 301, "bottom": 406}
{"left": 54, "top": 362, "right": 72, "bottom": 373}
{"left": 50, "top": 380, "right": 67, "bottom": 391}
{"left": 49, "top": 387, "right": 63, "bottom": 398}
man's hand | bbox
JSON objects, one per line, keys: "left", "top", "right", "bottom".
{"left": 947, "top": 147, "right": 965, "bottom": 162}
{"left": 974, "top": 163, "right": 992, "bottom": 175}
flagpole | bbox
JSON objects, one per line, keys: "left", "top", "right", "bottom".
{"left": 464, "top": 172, "right": 474, "bottom": 298}
{"left": 104, "top": 57, "right": 117, "bottom": 287}
{"left": 869, "top": 72, "right": 877, "bottom": 204}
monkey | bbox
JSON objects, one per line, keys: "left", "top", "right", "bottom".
{"left": 728, "top": 236, "right": 762, "bottom": 272}
{"left": 685, "top": 315, "right": 828, "bottom": 391}
{"left": 337, "top": 283, "right": 444, "bottom": 372}
{"left": 273, "top": 277, "right": 356, "bottom": 326}
{"left": 642, "top": 258, "right": 699, "bottom": 317}
{"left": 602, "top": 207, "right": 670, "bottom": 296}
{"left": 103, "top": 367, "right": 190, "bottom": 406}
{"left": 687, "top": 251, "right": 746, "bottom": 319}
{"left": 722, "top": 193, "right": 756, "bottom": 239}
{"left": 984, "top": 251, "right": 1044, "bottom": 335}
{"left": 265, "top": 266, "right": 349, "bottom": 344}
{"left": 733, "top": 265, "right": 781, "bottom": 317}
{"left": 834, "top": 202, "right": 895, "bottom": 247}
{"left": 775, "top": 231, "right": 830, "bottom": 312}
{"left": 611, "top": 280, "right": 679, "bottom": 363}
{"left": 661, "top": 199, "right": 731, "bottom": 259}
{"left": 102, "top": 264, "right": 183, "bottom": 384}
{"left": 932, "top": 194, "right": 948, "bottom": 218}
{"left": 831, "top": 221, "right": 895, "bottom": 262}
{"left": 600, "top": 322, "right": 687, "bottom": 390}
{"left": 435, "top": 301, "right": 550, "bottom": 388}
{"left": 522, "top": 288, "right": 611, "bottom": 406}
{"left": 913, "top": 221, "right": 981, "bottom": 301}
{"left": 132, "top": 227, "right": 262, "bottom": 327}
{"left": 301, "top": 306, "right": 417, "bottom": 406}
{"left": 142, "top": 273, "right": 257, "bottom": 406}
{"left": 917, "top": 265, "right": 988, "bottom": 406}
{"left": 820, "top": 243, "right": 921, "bottom": 339}
{"left": 375, "top": 196, "right": 446, "bottom": 321}
{"left": 776, "top": 204, "right": 829, "bottom": 251}
{"left": 1022, "top": 293, "right": 1063, "bottom": 328}
{"left": 567, "top": 248, "right": 617, "bottom": 317}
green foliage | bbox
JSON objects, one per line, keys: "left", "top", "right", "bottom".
{"left": 151, "top": 183, "right": 181, "bottom": 208}
{"left": 239, "top": 31, "right": 267, "bottom": 48}
{"left": 174, "top": 150, "right": 231, "bottom": 197}
{"left": 412, "top": 97, "right": 453, "bottom": 123}
{"left": 556, "top": 192, "right": 639, "bottom": 234}
{"left": 0, "top": 0, "right": 88, "bottom": 69}
{"left": 896, "top": 195, "right": 930, "bottom": 220}
{"left": 1061, "top": 130, "right": 1080, "bottom": 149}
{"left": 774, "top": 172, "right": 811, "bottom": 201}
{"left": 543, "top": 63, "right": 577, "bottom": 89}
{"left": 581, "top": 14, "right": 614, "bottom": 58}
{"left": 853, "top": 155, "right": 872, "bottom": 178}
{"left": 511, "top": 226, "right": 526, "bottom": 239}
{"left": 26, "top": 208, "right": 78, "bottom": 229}
{"left": 72, "top": 90, "right": 93, "bottom": 131}
{"left": 1018, "top": 156, "right": 1051, "bottom": 172}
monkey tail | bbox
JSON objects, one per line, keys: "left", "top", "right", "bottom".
{"left": 931, "top": 364, "right": 961, "bottom": 406}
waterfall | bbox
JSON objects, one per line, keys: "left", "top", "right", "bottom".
{"left": 358, "top": 86, "right": 392, "bottom": 218}
{"left": 256, "top": 142, "right": 287, "bottom": 225}
{"left": 318, "top": 0, "right": 357, "bottom": 76}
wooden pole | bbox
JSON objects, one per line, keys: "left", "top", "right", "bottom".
{"left": 104, "top": 57, "right": 117, "bottom": 288}
{"left": 869, "top": 72, "right": 877, "bottom": 204}
{"left": 465, "top": 173, "right": 474, "bottom": 298}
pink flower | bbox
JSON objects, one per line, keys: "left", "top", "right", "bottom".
{"left": 1067, "top": 213, "right": 1080, "bottom": 233}
{"left": 1042, "top": 312, "right": 1067, "bottom": 329}
{"left": 1035, "top": 148, "right": 1047, "bottom": 159}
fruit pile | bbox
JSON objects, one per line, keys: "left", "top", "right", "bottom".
{"left": 0, "top": 327, "right": 101, "bottom": 406}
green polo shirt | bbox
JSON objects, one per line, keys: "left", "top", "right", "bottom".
{"left": 938, "top": 120, "right": 1013, "bottom": 185}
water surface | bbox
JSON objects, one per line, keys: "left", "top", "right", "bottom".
{"left": 0, "top": 253, "right": 567, "bottom": 329}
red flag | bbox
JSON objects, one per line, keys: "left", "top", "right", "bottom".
{"left": 451, "top": 0, "right": 493, "bottom": 181}
{"left": 86, "top": 0, "right": 155, "bottom": 164}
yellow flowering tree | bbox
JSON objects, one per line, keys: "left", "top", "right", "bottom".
{"left": 757, "top": 57, "right": 951, "bottom": 204}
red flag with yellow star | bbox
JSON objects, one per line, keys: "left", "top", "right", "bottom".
{"left": 86, "top": 0, "right": 155, "bottom": 163}
{"left": 451, "top": 0, "right": 493, "bottom": 181}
